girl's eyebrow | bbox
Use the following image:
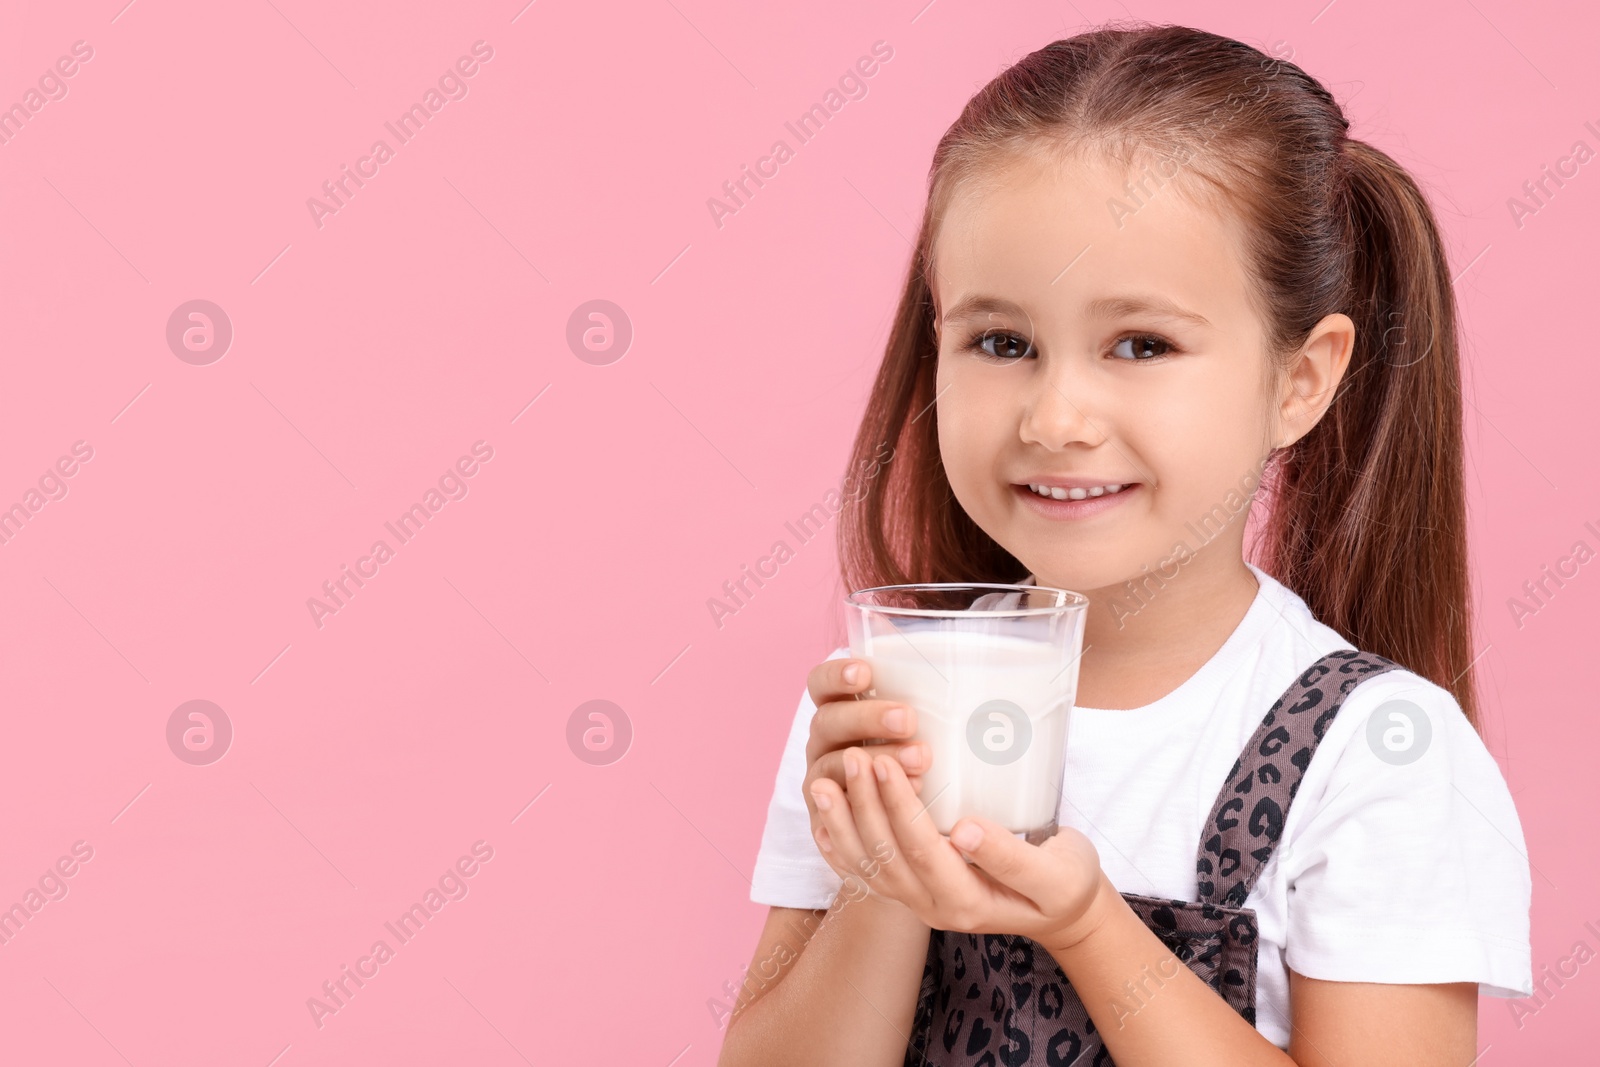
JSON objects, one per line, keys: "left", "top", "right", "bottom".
{"left": 939, "top": 295, "right": 1028, "bottom": 326}
{"left": 1085, "top": 294, "right": 1213, "bottom": 329}
{"left": 938, "top": 292, "right": 1213, "bottom": 329}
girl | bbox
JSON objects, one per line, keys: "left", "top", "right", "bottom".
{"left": 719, "top": 23, "right": 1532, "bottom": 1067}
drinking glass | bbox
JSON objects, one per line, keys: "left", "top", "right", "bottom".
{"left": 843, "top": 582, "right": 1089, "bottom": 844}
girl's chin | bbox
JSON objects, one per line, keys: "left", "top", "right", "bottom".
{"left": 1021, "top": 550, "right": 1186, "bottom": 596}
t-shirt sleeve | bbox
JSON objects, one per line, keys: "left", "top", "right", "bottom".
{"left": 1278, "top": 673, "right": 1533, "bottom": 998}
{"left": 748, "top": 646, "right": 851, "bottom": 910}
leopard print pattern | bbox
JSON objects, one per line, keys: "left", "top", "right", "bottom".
{"left": 903, "top": 649, "right": 1400, "bottom": 1066}
{"left": 1200, "top": 650, "right": 1401, "bottom": 908}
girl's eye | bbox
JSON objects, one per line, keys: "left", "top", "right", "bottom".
{"left": 1111, "top": 334, "right": 1175, "bottom": 362}
{"left": 962, "top": 329, "right": 1034, "bottom": 362}
{"left": 958, "top": 329, "right": 1178, "bottom": 363}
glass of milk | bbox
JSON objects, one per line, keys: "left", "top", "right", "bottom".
{"left": 843, "top": 582, "right": 1088, "bottom": 843}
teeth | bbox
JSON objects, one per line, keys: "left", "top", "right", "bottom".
{"left": 1026, "top": 483, "right": 1126, "bottom": 500}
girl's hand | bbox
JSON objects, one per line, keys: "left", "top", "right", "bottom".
{"left": 802, "top": 657, "right": 931, "bottom": 848}
{"left": 810, "top": 743, "right": 1113, "bottom": 953}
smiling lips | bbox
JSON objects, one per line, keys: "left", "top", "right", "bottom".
{"left": 1023, "top": 482, "right": 1130, "bottom": 501}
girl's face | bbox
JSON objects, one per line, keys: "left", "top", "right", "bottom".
{"left": 930, "top": 150, "right": 1286, "bottom": 595}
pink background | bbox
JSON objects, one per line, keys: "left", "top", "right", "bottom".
{"left": 0, "top": 0, "right": 1593, "bottom": 1063}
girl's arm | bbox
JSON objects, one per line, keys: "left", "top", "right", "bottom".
{"left": 1287, "top": 972, "right": 1476, "bottom": 1066}
{"left": 718, "top": 889, "right": 931, "bottom": 1067}
{"left": 1050, "top": 874, "right": 1477, "bottom": 1066}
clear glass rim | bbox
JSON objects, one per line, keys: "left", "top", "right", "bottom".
{"left": 845, "top": 581, "right": 1089, "bottom": 618}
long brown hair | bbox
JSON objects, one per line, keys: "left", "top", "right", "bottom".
{"left": 834, "top": 23, "right": 1480, "bottom": 730}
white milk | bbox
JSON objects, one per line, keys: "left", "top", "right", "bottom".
{"left": 857, "top": 628, "right": 1075, "bottom": 835}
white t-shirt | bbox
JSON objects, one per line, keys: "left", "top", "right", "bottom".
{"left": 748, "top": 560, "right": 1533, "bottom": 1048}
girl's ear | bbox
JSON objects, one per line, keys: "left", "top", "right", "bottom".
{"left": 1274, "top": 312, "right": 1356, "bottom": 448}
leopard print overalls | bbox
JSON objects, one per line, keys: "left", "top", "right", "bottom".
{"left": 902, "top": 648, "right": 1402, "bottom": 1067}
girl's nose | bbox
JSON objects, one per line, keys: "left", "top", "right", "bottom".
{"left": 1018, "top": 361, "right": 1109, "bottom": 450}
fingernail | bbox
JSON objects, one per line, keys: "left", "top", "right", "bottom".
{"left": 873, "top": 757, "right": 888, "bottom": 783}
{"left": 843, "top": 663, "right": 861, "bottom": 685}
{"left": 952, "top": 823, "right": 984, "bottom": 851}
{"left": 845, "top": 753, "right": 858, "bottom": 779}
{"left": 898, "top": 746, "right": 922, "bottom": 770}
{"left": 812, "top": 789, "right": 832, "bottom": 811}
{"left": 883, "top": 706, "right": 906, "bottom": 733}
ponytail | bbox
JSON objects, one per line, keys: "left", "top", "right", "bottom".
{"left": 1262, "top": 138, "right": 1479, "bottom": 730}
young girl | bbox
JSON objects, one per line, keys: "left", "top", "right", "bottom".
{"left": 718, "top": 23, "right": 1532, "bottom": 1067}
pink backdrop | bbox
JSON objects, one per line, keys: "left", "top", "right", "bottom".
{"left": 0, "top": 0, "right": 1592, "bottom": 1063}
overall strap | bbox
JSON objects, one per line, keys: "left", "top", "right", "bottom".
{"left": 1196, "top": 648, "right": 1402, "bottom": 908}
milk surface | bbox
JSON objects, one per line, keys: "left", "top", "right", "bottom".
{"left": 856, "top": 627, "right": 1075, "bottom": 834}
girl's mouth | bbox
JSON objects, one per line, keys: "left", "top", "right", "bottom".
{"left": 1012, "top": 481, "right": 1139, "bottom": 519}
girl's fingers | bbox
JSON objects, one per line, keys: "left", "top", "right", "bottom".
{"left": 806, "top": 699, "right": 920, "bottom": 766}
{"left": 841, "top": 748, "right": 932, "bottom": 911}
{"left": 805, "top": 657, "right": 871, "bottom": 710}
{"left": 810, "top": 761, "right": 871, "bottom": 882}
{"left": 806, "top": 744, "right": 929, "bottom": 798}
{"left": 873, "top": 753, "right": 978, "bottom": 898}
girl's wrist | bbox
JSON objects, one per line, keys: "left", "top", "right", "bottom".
{"left": 1043, "top": 870, "right": 1125, "bottom": 957}
{"left": 860, "top": 886, "right": 927, "bottom": 925}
